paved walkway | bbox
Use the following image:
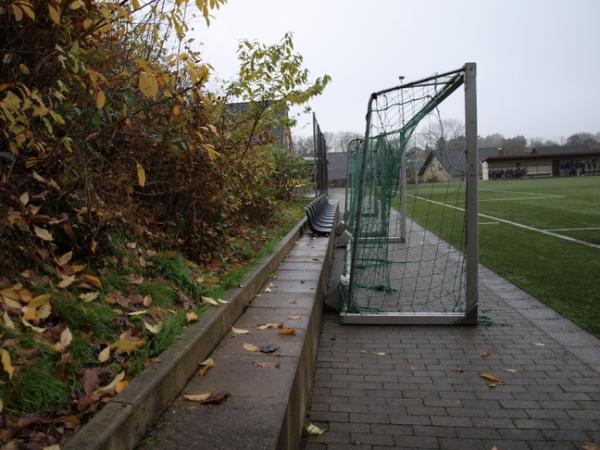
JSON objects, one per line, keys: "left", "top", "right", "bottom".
{"left": 305, "top": 189, "right": 600, "bottom": 450}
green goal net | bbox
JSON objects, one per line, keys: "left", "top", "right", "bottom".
{"left": 341, "top": 64, "right": 479, "bottom": 324}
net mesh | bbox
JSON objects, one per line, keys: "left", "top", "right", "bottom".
{"left": 343, "top": 70, "right": 470, "bottom": 315}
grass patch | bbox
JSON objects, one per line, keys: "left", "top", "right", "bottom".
{"left": 395, "top": 176, "right": 600, "bottom": 336}
{"left": 152, "top": 252, "right": 202, "bottom": 297}
{"left": 53, "top": 292, "right": 117, "bottom": 341}
{"left": 135, "top": 281, "right": 178, "bottom": 308}
{"left": 10, "top": 360, "right": 70, "bottom": 415}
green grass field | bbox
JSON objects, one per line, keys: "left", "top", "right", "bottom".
{"left": 401, "top": 176, "right": 600, "bottom": 336}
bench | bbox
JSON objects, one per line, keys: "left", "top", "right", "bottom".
{"left": 306, "top": 194, "right": 338, "bottom": 236}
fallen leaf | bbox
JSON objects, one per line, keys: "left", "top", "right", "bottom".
{"left": 136, "top": 162, "right": 146, "bottom": 187}
{"left": 278, "top": 327, "right": 296, "bottom": 335}
{"left": 113, "top": 339, "right": 145, "bottom": 353}
{"left": 58, "top": 275, "right": 76, "bottom": 289}
{"left": 95, "top": 371, "right": 125, "bottom": 395}
{"left": 82, "top": 368, "right": 100, "bottom": 396}
{"left": 288, "top": 315, "right": 301, "bottom": 320}
{"left": 505, "top": 368, "right": 518, "bottom": 374}
{"left": 195, "top": 275, "right": 205, "bottom": 283}
{"left": 373, "top": 352, "right": 387, "bottom": 356}
{"left": 79, "top": 292, "right": 99, "bottom": 302}
{"left": 488, "top": 383, "right": 497, "bottom": 389}
{"left": 2, "top": 312, "right": 14, "bottom": 330}
{"left": 254, "top": 361, "right": 280, "bottom": 369}
{"left": 186, "top": 311, "right": 199, "bottom": 323}
{"left": 479, "top": 372, "right": 502, "bottom": 383}
{"left": 305, "top": 422, "right": 326, "bottom": 436}
{"left": 115, "top": 380, "right": 128, "bottom": 394}
{"left": 184, "top": 391, "right": 230, "bottom": 404}
{"left": 19, "top": 192, "right": 30, "bottom": 206}
{"left": 259, "top": 344, "right": 279, "bottom": 354}
{"left": 57, "top": 327, "right": 73, "bottom": 352}
{"left": 144, "top": 320, "right": 161, "bottom": 334}
{"left": 98, "top": 346, "right": 111, "bottom": 363}
{"left": 0, "top": 348, "right": 14, "bottom": 379}
{"left": 199, "top": 357, "right": 215, "bottom": 376}
{"left": 203, "top": 276, "right": 220, "bottom": 285}
{"left": 33, "top": 225, "right": 53, "bottom": 241}
{"left": 534, "top": 342, "right": 545, "bottom": 347}
{"left": 243, "top": 343, "right": 258, "bottom": 352}
{"left": 582, "top": 442, "right": 600, "bottom": 450}
{"left": 217, "top": 299, "right": 228, "bottom": 304}
{"left": 480, "top": 348, "right": 492, "bottom": 358}
{"left": 127, "top": 310, "right": 148, "bottom": 316}
{"left": 264, "top": 287, "right": 272, "bottom": 293}
{"left": 127, "top": 274, "right": 144, "bottom": 285}
{"left": 82, "top": 274, "right": 102, "bottom": 289}
{"left": 231, "top": 326, "right": 249, "bottom": 335}
{"left": 201, "top": 296, "right": 219, "bottom": 307}
{"left": 455, "top": 368, "right": 465, "bottom": 373}
{"left": 21, "top": 317, "right": 46, "bottom": 332}
{"left": 257, "top": 323, "right": 282, "bottom": 330}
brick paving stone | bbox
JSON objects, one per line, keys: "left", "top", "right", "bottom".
{"left": 304, "top": 189, "right": 600, "bottom": 450}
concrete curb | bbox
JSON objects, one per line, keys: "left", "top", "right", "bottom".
{"left": 277, "top": 209, "right": 338, "bottom": 449}
{"left": 64, "top": 218, "right": 307, "bottom": 450}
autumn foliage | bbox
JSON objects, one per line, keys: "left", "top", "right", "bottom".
{"left": 0, "top": 0, "right": 329, "bottom": 446}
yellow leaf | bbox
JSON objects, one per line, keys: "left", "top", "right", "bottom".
{"left": 138, "top": 71, "right": 158, "bottom": 98}
{"left": 79, "top": 292, "right": 99, "bottom": 302}
{"left": 29, "top": 294, "right": 50, "bottom": 309}
{"left": 96, "top": 90, "right": 106, "bottom": 109}
{"left": 72, "top": 264, "right": 87, "bottom": 273}
{"left": 202, "top": 143, "right": 220, "bottom": 161}
{"left": 54, "top": 326, "right": 73, "bottom": 352}
{"left": 70, "top": 0, "right": 85, "bottom": 10}
{"left": 3, "top": 312, "right": 15, "bottom": 330}
{"left": 11, "top": 4, "right": 23, "bottom": 22}
{"left": 144, "top": 320, "right": 161, "bottom": 334}
{"left": 19, "top": 192, "right": 29, "bottom": 205}
{"left": 288, "top": 315, "right": 301, "bottom": 320}
{"left": 82, "top": 274, "right": 102, "bottom": 289}
{"left": 231, "top": 326, "right": 249, "bottom": 335}
{"left": 183, "top": 393, "right": 211, "bottom": 402}
{"left": 243, "top": 343, "right": 258, "bottom": 352}
{"left": 136, "top": 162, "right": 146, "bottom": 187}
{"left": 95, "top": 371, "right": 125, "bottom": 395}
{"left": 48, "top": 4, "right": 61, "bottom": 24}
{"left": 479, "top": 372, "right": 502, "bottom": 383}
{"left": 305, "top": 422, "right": 325, "bottom": 436}
{"left": 199, "top": 357, "right": 215, "bottom": 376}
{"left": 201, "top": 296, "right": 219, "bottom": 307}
{"left": 0, "top": 349, "right": 14, "bottom": 379}
{"left": 186, "top": 311, "right": 198, "bottom": 323}
{"left": 19, "top": 64, "right": 30, "bottom": 75}
{"left": 113, "top": 339, "right": 144, "bottom": 353}
{"left": 57, "top": 250, "right": 73, "bottom": 266}
{"left": 98, "top": 345, "right": 111, "bottom": 363}
{"left": 20, "top": 4, "right": 35, "bottom": 20}
{"left": 33, "top": 225, "right": 53, "bottom": 241}
{"left": 115, "top": 380, "right": 128, "bottom": 394}
{"left": 217, "top": 299, "right": 228, "bottom": 304}
{"left": 257, "top": 323, "right": 281, "bottom": 331}
{"left": 21, "top": 318, "right": 46, "bottom": 333}
{"left": 278, "top": 327, "right": 296, "bottom": 335}
{"left": 128, "top": 310, "right": 147, "bottom": 317}
{"left": 505, "top": 368, "right": 518, "bottom": 374}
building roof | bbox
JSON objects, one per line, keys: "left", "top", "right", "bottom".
{"left": 418, "top": 150, "right": 467, "bottom": 177}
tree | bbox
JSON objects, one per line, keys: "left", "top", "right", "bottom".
{"left": 566, "top": 133, "right": 599, "bottom": 149}
{"left": 500, "top": 136, "right": 527, "bottom": 154}
{"left": 479, "top": 133, "right": 504, "bottom": 148}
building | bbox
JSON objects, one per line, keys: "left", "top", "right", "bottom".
{"left": 484, "top": 149, "right": 600, "bottom": 179}
{"left": 417, "top": 147, "right": 500, "bottom": 182}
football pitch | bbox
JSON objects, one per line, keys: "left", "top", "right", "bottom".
{"left": 403, "top": 176, "right": 600, "bottom": 336}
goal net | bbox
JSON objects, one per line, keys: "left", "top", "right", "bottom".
{"left": 341, "top": 64, "right": 479, "bottom": 324}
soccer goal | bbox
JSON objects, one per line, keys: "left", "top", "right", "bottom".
{"left": 340, "top": 63, "right": 478, "bottom": 325}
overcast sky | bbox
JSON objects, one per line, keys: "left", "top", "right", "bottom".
{"left": 196, "top": 0, "right": 600, "bottom": 140}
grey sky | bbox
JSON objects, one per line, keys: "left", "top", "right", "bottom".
{"left": 198, "top": 0, "right": 600, "bottom": 140}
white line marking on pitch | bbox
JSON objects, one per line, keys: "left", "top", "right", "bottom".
{"left": 410, "top": 195, "right": 600, "bottom": 250}
{"left": 544, "top": 226, "right": 600, "bottom": 232}
{"left": 479, "top": 221, "right": 500, "bottom": 225}
{"left": 479, "top": 188, "right": 563, "bottom": 198}
{"left": 447, "top": 196, "right": 565, "bottom": 203}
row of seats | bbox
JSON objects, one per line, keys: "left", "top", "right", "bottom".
{"left": 306, "top": 194, "right": 338, "bottom": 236}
